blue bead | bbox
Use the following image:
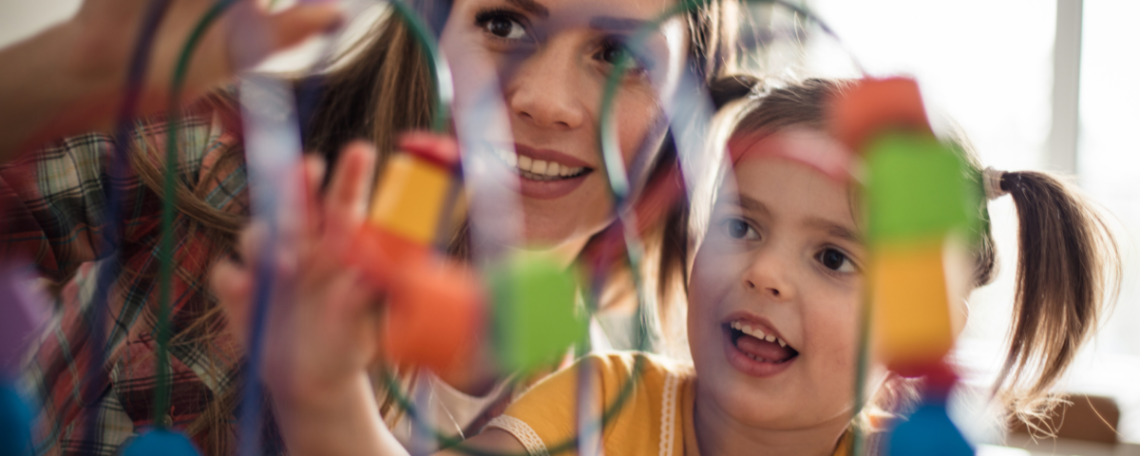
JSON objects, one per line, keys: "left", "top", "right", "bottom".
{"left": 0, "top": 380, "right": 34, "bottom": 456}
{"left": 121, "top": 429, "right": 202, "bottom": 456}
{"left": 889, "top": 402, "right": 974, "bottom": 456}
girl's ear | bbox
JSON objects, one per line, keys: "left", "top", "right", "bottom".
{"left": 994, "top": 170, "right": 1121, "bottom": 415}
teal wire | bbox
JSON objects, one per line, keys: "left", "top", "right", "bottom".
{"left": 152, "top": 0, "right": 453, "bottom": 427}
{"left": 388, "top": 0, "right": 454, "bottom": 132}
{"left": 155, "top": 0, "right": 240, "bottom": 428}
{"left": 595, "top": 1, "right": 866, "bottom": 454}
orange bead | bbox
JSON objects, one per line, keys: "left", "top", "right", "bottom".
{"left": 382, "top": 260, "right": 485, "bottom": 374}
{"left": 827, "top": 77, "right": 933, "bottom": 153}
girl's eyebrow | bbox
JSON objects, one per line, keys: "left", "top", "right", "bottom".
{"left": 802, "top": 217, "right": 862, "bottom": 244}
{"left": 508, "top": 0, "right": 550, "bottom": 18}
{"left": 733, "top": 195, "right": 771, "bottom": 218}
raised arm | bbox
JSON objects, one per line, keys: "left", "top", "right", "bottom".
{"left": 0, "top": 0, "right": 340, "bottom": 160}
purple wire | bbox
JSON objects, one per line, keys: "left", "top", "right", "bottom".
{"left": 81, "top": 0, "right": 174, "bottom": 452}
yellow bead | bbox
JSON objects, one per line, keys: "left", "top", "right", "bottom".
{"left": 369, "top": 153, "right": 452, "bottom": 246}
{"left": 871, "top": 239, "right": 955, "bottom": 368}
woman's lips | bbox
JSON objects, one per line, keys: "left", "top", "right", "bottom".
{"left": 517, "top": 173, "right": 590, "bottom": 199}
{"left": 491, "top": 144, "right": 596, "bottom": 200}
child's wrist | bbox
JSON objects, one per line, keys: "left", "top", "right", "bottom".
{"left": 272, "top": 373, "right": 401, "bottom": 456}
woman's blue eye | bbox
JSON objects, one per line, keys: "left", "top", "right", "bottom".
{"left": 478, "top": 12, "right": 528, "bottom": 40}
{"left": 723, "top": 218, "right": 758, "bottom": 240}
{"left": 818, "top": 248, "right": 856, "bottom": 273}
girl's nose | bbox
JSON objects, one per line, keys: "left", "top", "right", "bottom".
{"left": 741, "top": 249, "right": 796, "bottom": 302}
{"left": 505, "top": 45, "right": 588, "bottom": 130}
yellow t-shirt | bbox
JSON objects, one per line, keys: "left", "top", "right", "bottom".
{"left": 485, "top": 352, "right": 852, "bottom": 456}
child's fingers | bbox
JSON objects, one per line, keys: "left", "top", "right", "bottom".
{"left": 211, "top": 258, "right": 253, "bottom": 343}
{"left": 299, "top": 154, "right": 327, "bottom": 238}
{"left": 238, "top": 221, "right": 269, "bottom": 267}
{"left": 323, "top": 141, "right": 377, "bottom": 234}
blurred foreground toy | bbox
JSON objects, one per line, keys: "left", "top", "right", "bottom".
{"left": 121, "top": 429, "right": 202, "bottom": 456}
{"left": 830, "top": 77, "right": 979, "bottom": 455}
{"left": 0, "top": 264, "right": 48, "bottom": 456}
{"left": 352, "top": 133, "right": 586, "bottom": 375}
{"left": 490, "top": 252, "right": 587, "bottom": 372}
{"left": 352, "top": 133, "right": 483, "bottom": 373}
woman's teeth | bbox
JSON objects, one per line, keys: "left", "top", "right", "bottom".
{"left": 493, "top": 148, "right": 586, "bottom": 181}
{"left": 730, "top": 320, "right": 789, "bottom": 348}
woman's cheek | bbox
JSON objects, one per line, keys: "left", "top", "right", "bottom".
{"left": 613, "top": 89, "right": 665, "bottom": 164}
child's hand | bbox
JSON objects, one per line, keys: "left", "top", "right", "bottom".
{"left": 211, "top": 141, "right": 381, "bottom": 412}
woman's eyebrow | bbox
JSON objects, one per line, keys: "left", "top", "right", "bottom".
{"left": 588, "top": 16, "right": 649, "bottom": 31}
{"left": 508, "top": 0, "right": 550, "bottom": 18}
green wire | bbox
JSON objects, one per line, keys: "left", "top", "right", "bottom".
{"left": 595, "top": 1, "right": 866, "bottom": 455}
{"left": 154, "top": 0, "right": 239, "bottom": 428}
{"left": 152, "top": 0, "right": 453, "bottom": 428}
{"left": 387, "top": 0, "right": 454, "bottom": 132}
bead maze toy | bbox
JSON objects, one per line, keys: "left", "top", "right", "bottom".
{"left": 829, "top": 77, "right": 982, "bottom": 455}
{"left": 0, "top": 0, "right": 994, "bottom": 455}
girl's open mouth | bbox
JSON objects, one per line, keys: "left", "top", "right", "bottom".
{"left": 722, "top": 319, "right": 799, "bottom": 378}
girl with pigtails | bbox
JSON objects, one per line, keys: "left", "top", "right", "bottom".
{"left": 0, "top": 0, "right": 745, "bottom": 454}
{"left": 227, "top": 77, "right": 1121, "bottom": 455}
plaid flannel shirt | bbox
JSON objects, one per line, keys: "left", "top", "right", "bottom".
{"left": 1, "top": 104, "right": 257, "bottom": 455}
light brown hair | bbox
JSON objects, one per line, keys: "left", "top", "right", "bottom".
{"left": 658, "top": 77, "right": 1122, "bottom": 432}
{"left": 123, "top": 1, "right": 746, "bottom": 453}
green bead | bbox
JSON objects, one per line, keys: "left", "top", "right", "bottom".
{"left": 489, "top": 253, "right": 587, "bottom": 372}
{"left": 865, "top": 132, "right": 981, "bottom": 244}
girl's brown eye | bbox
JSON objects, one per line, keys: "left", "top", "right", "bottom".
{"left": 818, "top": 248, "right": 856, "bottom": 273}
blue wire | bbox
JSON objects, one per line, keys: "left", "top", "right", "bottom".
{"left": 82, "top": 0, "right": 174, "bottom": 452}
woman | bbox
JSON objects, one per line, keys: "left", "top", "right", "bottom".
{"left": 0, "top": 0, "right": 738, "bottom": 454}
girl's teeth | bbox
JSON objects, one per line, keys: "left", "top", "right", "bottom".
{"left": 531, "top": 160, "right": 548, "bottom": 175}
{"left": 518, "top": 155, "right": 533, "bottom": 170}
{"left": 732, "top": 320, "right": 791, "bottom": 349}
{"left": 547, "top": 162, "right": 561, "bottom": 176}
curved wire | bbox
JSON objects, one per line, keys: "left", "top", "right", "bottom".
{"left": 155, "top": 0, "right": 240, "bottom": 429}
{"left": 595, "top": 1, "right": 868, "bottom": 454}
{"left": 154, "top": 1, "right": 455, "bottom": 453}
{"left": 388, "top": 0, "right": 454, "bottom": 133}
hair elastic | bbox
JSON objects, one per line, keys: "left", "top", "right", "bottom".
{"left": 982, "top": 167, "right": 1009, "bottom": 200}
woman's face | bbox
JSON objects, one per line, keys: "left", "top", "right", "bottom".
{"left": 440, "top": 0, "right": 690, "bottom": 248}
{"left": 687, "top": 130, "right": 866, "bottom": 432}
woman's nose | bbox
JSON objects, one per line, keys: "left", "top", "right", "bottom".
{"left": 505, "top": 45, "right": 588, "bottom": 130}
{"left": 741, "top": 248, "right": 796, "bottom": 302}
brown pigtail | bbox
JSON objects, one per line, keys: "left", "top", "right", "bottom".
{"left": 994, "top": 170, "right": 1121, "bottom": 416}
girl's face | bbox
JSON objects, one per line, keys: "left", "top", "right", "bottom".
{"left": 688, "top": 130, "right": 865, "bottom": 431}
{"left": 440, "top": 0, "right": 690, "bottom": 248}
